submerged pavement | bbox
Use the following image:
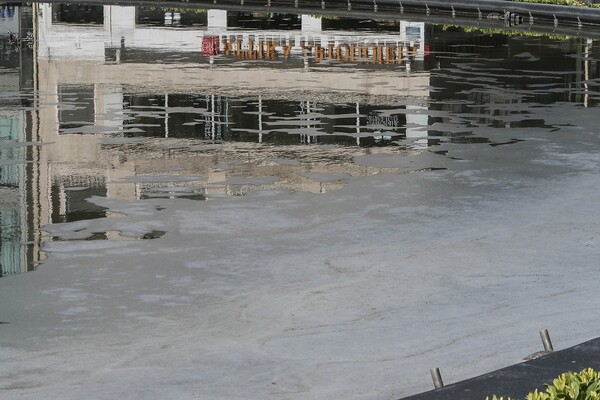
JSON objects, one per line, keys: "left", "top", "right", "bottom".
{"left": 1, "top": 135, "right": 600, "bottom": 399}
{"left": 2, "top": 9, "right": 600, "bottom": 399}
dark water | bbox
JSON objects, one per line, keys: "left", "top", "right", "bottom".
{"left": 1, "top": 3, "right": 599, "bottom": 276}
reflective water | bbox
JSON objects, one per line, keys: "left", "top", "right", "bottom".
{"left": 1, "top": 3, "right": 599, "bottom": 276}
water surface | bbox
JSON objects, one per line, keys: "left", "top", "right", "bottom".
{"left": 1, "top": 3, "right": 599, "bottom": 276}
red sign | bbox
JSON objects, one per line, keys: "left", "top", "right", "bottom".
{"left": 202, "top": 36, "right": 220, "bottom": 56}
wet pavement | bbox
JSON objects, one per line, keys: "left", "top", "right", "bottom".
{"left": 1, "top": 4, "right": 600, "bottom": 400}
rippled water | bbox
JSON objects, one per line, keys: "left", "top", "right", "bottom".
{"left": 1, "top": 3, "right": 599, "bottom": 276}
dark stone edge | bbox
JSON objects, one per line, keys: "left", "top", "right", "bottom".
{"left": 400, "top": 336, "right": 600, "bottom": 400}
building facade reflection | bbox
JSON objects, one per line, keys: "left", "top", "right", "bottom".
{"left": 34, "top": 4, "right": 427, "bottom": 68}
{"left": 0, "top": 4, "right": 434, "bottom": 276}
{"left": 1, "top": 5, "right": 36, "bottom": 277}
{"left": 3, "top": 3, "right": 598, "bottom": 278}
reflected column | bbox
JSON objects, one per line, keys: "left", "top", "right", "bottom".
{"left": 301, "top": 15, "right": 321, "bottom": 32}
{"left": 406, "top": 104, "right": 429, "bottom": 149}
{"left": 207, "top": 10, "right": 227, "bottom": 30}
{"left": 25, "top": 72, "right": 42, "bottom": 272}
{"left": 583, "top": 38, "right": 593, "bottom": 108}
{"left": 258, "top": 94, "right": 263, "bottom": 143}
{"left": 104, "top": 6, "right": 135, "bottom": 50}
{"left": 356, "top": 102, "right": 360, "bottom": 146}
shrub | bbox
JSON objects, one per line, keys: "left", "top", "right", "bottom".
{"left": 512, "top": 0, "right": 600, "bottom": 8}
{"left": 486, "top": 368, "right": 600, "bottom": 400}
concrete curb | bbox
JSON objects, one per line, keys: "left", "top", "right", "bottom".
{"left": 400, "top": 336, "right": 600, "bottom": 400}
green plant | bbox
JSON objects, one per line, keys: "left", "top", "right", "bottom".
{"left": 512, "top": 0, "right": 600, "bottom": 8}
{"left": 442, "top": 25, "right": 573, "bottom": 40}
{"left": 486, "top": 368, "right": 600, "bottom": 400}
{"left": 533, "top": 368, "right": 600, "bottom": 400}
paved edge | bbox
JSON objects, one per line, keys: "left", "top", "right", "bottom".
{"left": 400, "top": 336, "right": 600, "bottom": 400}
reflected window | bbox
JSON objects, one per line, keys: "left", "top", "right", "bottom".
{"left": 0, "top": 6, "right": 15, "bottom": 20}
{"left": 0, "top": 210, "right": 22, "bottom": 277}
{"left": 227, "top": 13, "right": 300, "bottom": 30}
{"left": 0, "top": 115, "right": 25, "bottom": 277}
{"left": 58, "top": 85, "right": 95, "bottom": 131}
{"left": 405, "top": 26, "right": 422, "bottom": 41}
{"left": 50, "top": 183, "right": 107, "bottom": 224}
{"left": 0, "top": 39, "right": 21, "bottom": 69}
{"left": 52, "top": 4, "right": 103, "bottom": 25}
{"left": 122, "top": 94, "right": 230, "bottom": 139}
{"left": 321, "top": 17, "right": 397, "bottom": 32}
{"left": 136, "top": 8, "right": 207, "bottom": 27}
{"left": 0, "top": 116, "right": 21, "bottom": 187}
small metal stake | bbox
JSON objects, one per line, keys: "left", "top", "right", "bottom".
{"left": 540, "top": 329, "right": 554, "bottom": 352}
{"left": 430, "top": 368, "right": 444, "bottom": 389}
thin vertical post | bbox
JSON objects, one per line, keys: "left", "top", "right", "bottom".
{"left": 430, "top": 368, "right": 444, "bottom": 389}
{"left": 540, "top": 329, "right": 554, "bottom": 352}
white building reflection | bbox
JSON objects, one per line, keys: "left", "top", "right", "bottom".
{"left": 33, "top": 3, "right": 431, "bottom": 146}
{"left": 35, "top": 4, "right": 427, "bottom": 66}
{"left": 1, "top": 4, "right": 433, "bottom": 276}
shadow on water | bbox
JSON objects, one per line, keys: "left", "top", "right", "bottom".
{"left": 1, "top": 3, "right": 600, "bottom": 276}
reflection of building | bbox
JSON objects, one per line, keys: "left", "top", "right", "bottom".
{"left": 1, "top": 5, "right": 36, "bottom": 277}
{"left": 32, "top": 2, "right": 432, "bottom": 149}
{"left": 427, "top": 29, "right": 599, "bottom": 128}
{"left": 30, "top": 3, "right": 431, "bottom": 200}
{"left": 0, "top": 5, "right": 19, "bottom": 35}
{"left": 33, "top": 57, "right": 429, "bottom": 198}
{"left": 0, "top": 110, "right": 28, "bottom": 276}
{"left": 34, "top": 4, "right": 426, "bottom": 67}
{"left": 1, "top": 4, "right": 433, "bottom": 277}
{"left": 1, "top": 4, "right": 34, "bottom": 91}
